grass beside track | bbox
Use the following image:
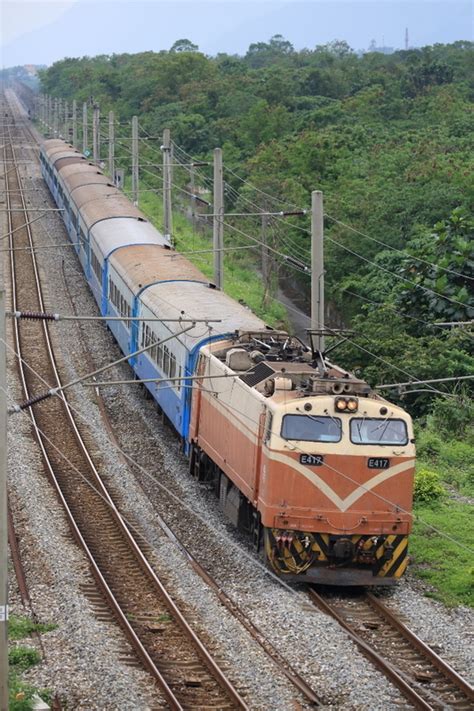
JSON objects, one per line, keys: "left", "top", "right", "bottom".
{"left": 410, "top": 501, "right": 474, "bottom": 608}
{"left": 8, "top": 615, "right": 57, "bottom": 710}
{"left": 410, "top": 423, "right": 474, "bottom": 608}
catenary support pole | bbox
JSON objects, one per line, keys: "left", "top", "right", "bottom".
{"left": 72, "top": 99, "right": 77, "bottom": 148}
{"left": 0, "top": 222, "right": 8, "bottom": 710}
{"left": 311, "top": 190, "right": 325, "bottom": 352}
{"left": 162, "top": 128, "right": 172, "bottom": 242}
{"left": 108, "top": 111, "right": 115, "bottom": 182}
{"left": 189, "top": 164, "right": 195, "bottom": 228}
{"left": 131, "top": 116, "right": 139, "bottom": 205}
{"left": 53, "top": 97, "right": 58, "bottom": 138}
{"left": 49, "top": 95, "right": 53, "bottom": 135}
{"left": 64, "top": 101, "right": 69, "bottom": 143}
{"left": 57, "top": 98, "right": 63, "bottom": 137}
{"left": 92, "top": 105, "right": 100, "bottom": 164}
{"left": 213, "top": 148, "right": 224, "bottom": 289}
{"left": 82, "top": 102, "right": 88, "bottom": 154}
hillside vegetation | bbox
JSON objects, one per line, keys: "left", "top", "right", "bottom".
{"left": 38, "top": 38, "right": 473, "bottom": 604}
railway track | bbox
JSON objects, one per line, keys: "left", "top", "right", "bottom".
{"left": 2, "top": 96, "right": 247, "bottom": 710}
{"left": 309, "top": 589, "right": 474, "bottom": 710}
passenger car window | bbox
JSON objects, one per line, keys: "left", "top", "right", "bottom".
{"left": 350, "top": 418, "right": 408, "bottom": 445}
{"left": 281, "top": 415, "right": 342, "bottom": 442}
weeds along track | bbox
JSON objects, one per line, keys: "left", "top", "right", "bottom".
{"left": 2, "top": 97, "right": 247, "bottom": 710}
{"left": 309, "top": 589, "right": 474, "bottom": 710}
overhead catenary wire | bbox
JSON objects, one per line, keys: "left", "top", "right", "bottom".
{"left": 326, "top": 213, "right": 474, "bottom": 283}
{"left": 71, "top": 133, "right": 470, "bottom": 330}
{"left": 2, "top": 334, "right": 472, "bottom": 558}
{"left": 0, "top": 355, "right": 301, "bottom": 599}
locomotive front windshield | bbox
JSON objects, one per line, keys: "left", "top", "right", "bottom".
{"left": 350, "top": 418, "right": 408, "bottom": 445}
{"left": 281, "top": 415, "right": 342, "bottom": 442}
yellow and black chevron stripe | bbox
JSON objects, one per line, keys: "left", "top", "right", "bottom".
{"left": 266, "top": 529, "right": 409, "bottom": 579}
{"left": 375, "top": 534, "right": 409, "bottom": 579}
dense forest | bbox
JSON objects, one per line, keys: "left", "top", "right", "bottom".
{"left": 34, "top": 38, "right": 474, "bottom": 603}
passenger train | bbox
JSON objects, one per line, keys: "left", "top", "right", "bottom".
{"left": 40, "top": 138, "right": 416, "bottom": 586}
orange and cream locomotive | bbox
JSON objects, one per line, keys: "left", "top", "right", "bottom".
{"left": 190, "top": 332, "right": 415, "bottom": 585}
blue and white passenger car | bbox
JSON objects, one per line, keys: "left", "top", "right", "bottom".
{"left": 40, "top": 139, "right": 265, "bottom": 444}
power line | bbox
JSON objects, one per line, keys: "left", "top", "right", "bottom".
{"left": 3, "top": 336, "right": 472, "bottom": 557}
{"left": 326, "top": 214, "right": 474, "bottom": 283}
{"left": 324, "top": 234, "right": 470, "bottom": 310}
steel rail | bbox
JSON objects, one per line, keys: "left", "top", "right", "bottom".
{"left": 4, "top": 118, "right": 183, "bottom": 710}
{"left": 308, "top": 589, "right": 432, "bottom": 710}
{"left": 3, "top": 107, "right": 247, "bottom": 710}
{"left": 309, "top": 589, "right": 474, "bottom": 710}
{"left": 364, "top": 592, "right": 474, "bottom": 701}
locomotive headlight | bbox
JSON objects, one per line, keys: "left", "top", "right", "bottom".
{"left": 335, "top": 397, "right": 359, "bottom": 412}
{"left": 347, "top": 398, "right": 359, "bottom": 412}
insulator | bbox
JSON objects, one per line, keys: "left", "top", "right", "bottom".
{"left": 16, "top": 311, "right": 58, "bottom": 321}
{"left": 11, "top": 390, "right": 53, "bottom": 412}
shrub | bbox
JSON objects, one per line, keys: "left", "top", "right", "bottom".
{"left": 414, "top": 468, "right": 446, "bottom": 505}
{"left": 429, "top": 394, "right": 474, "bottom": 439}
{"left": 416, "top": 429, "right": 443, "bottom": 459}
{"left": 439, "top": 440, "right": 474, "bottom": 468}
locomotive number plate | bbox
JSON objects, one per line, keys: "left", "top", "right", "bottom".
{"left": 367, "top": 457, "right": 390, "bottom": 469}
{"left": 300, "top": 454, "right": 324, "bottom": 466}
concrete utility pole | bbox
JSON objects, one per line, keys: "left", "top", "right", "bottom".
{"left": 213, "top": 147, "right": 224, "bottom": 289}
{"left": 82, "top": 102, "right": 88, "bottom": 154}
{"left": 0, "top": 230, "right": 8, "bottom": 711}
{"left": 189, "top": 164, "right": 196, "bottom": 228}
{"left": 108, "top": 111, "right": 115, "bottom": 182}
{"left": 72, "top": 99, "right": 77, "bottom": 148}
{"left": 311, "top": 190, "right": 325, "bottom": 352}
{"left": 261, "top": 206, "right": 273, "bottom": 307}
{"left": 53, "top": 97, "right": 58, "bottom": 138}
{"left": 131, "top": 115, "right": 139, "bottom": 205}
{"left": 64, "top": 101, "right": 69, "bottom": 143}
{"left": 92, "top": 105, "right": 100, "bottom": 164}
{"left": 162, "top": 128, "right": 172, "bottom": 242}
{"left": 58, "top": 98, "right": 63, "bottom": 137}
{"left": 48, "top": 95, "right": 53, "bottom": 134}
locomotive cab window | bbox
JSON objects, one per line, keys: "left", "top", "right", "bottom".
{"left": 350, "top": 418, "right": 408, "bottom": 445}
{"left": 281, "top": 415, "right": 342, "bottom": 442}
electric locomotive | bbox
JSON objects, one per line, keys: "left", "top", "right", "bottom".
{"left": 189, "top": 332, "right": 415, "bottom": 585}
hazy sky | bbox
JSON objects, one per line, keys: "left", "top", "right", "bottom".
{"left": 1, "top": 0, "right": 473, "bottom": 67}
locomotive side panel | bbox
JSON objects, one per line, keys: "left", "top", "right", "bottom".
{"left": 195, "top": 377, "right": 264, "bottom": 501}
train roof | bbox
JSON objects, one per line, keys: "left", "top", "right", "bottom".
{"left": 70, "top": 185, "right": 143, "bottom": 228}
{"left": 43, "top": 143, "right": 82, "bottom": 162}
{"left": 42, "top": 139, "right": 71, "bottom": 156}
{"left": 66, "top": 172, "right": 114, "bottom": 194}
{"left": 91, "top": 218, "right": 168, "bottom": 260}
{"left": 58, "top": 163, "right": 105, "bottom": 181}
{"left": 140, "top": 280, "right": 266, "bottom": 351}
{"left": 55, "top": 158, "right": 110, "bottom": 191}
{"left": 110, "top": 245, "right": 207, "bottom": 294}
